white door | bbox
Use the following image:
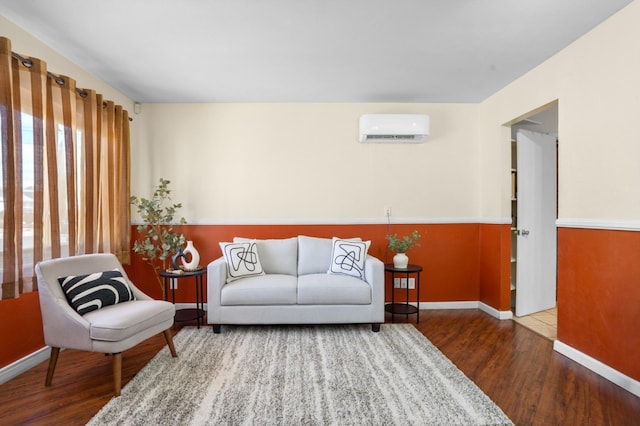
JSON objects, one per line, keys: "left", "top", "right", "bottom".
{"left": 515, "top": 129, "right": 557, "bottom": 316}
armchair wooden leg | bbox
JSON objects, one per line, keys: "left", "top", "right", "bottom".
{"left": 45, "top": 347, "right": 60, "bottom": 386}
{"left": 113, "top": 352, "right": 122, "bottom": 397}
{"left": 163, "top": 329, "right": 177, "bottom": 358}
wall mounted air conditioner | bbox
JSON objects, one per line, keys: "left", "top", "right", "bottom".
{"left": 359, "top": 114, "right": 430, "bottom": 143}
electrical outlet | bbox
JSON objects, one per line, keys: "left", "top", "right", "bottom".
{"left": 394, "top": 278, "right": 405, "bottom": 288}
{"left": 394, "top": 278, "right": 414, "bottom": 289}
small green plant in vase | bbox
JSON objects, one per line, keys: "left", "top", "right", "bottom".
{"left": 130, "top": 178, "right": 187, "bottom": 298}
{"left": 386, "top": 230, "right": 421, "bottom": 269}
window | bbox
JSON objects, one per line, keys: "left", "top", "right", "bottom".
{"left": 1, "top": 36, "right": 131, "bottom": 300}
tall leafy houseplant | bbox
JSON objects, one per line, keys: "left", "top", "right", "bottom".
{"left": 130, "top": 178, "right": 187, "bottom": 298}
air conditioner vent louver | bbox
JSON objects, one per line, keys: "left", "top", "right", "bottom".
{"left": 366, "top": 134, "right": 420, "bottom": 140}
{"left": 359, "top": 114, "right": 429, "bottom": 143}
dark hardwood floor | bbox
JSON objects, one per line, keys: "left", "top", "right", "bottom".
{"left": 1, "top": 310, "right": 639, "bottom": 425}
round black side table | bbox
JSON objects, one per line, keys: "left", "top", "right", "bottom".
{"left": 384, "top": 263, "right": 423, "bottom": 323}
{"left": 159, "top": 268, "right": 206, "bottom": 328}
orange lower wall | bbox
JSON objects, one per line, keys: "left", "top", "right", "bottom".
{"left": 125, "top": 223, "right": 484, "bottom": 304}
{"left": 0, "top": 292, "right": 44, "bottom": 368}
{"left": 479, "top": 224, "right": 513, "bottom": 311}
{"left": 0, "top": 221, "right": 506, "bottom": 371}
{"left": 557, "top": 227, "right": 640, "bottom": 380}
{"left": 3, "top": 223, "right": 636, "bottom": 384}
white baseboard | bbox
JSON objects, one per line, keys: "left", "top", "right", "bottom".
{"left": 479, "top": 302, "right": 513, "bottom": 319}
{"left": 412, "top": 300, "right": 513, "bottom": 320}
{"left": 554, "top": 340, "right": 640, "bottom": 398}
{"left": 175, "top": 303, "right": 208, "bottom": 311}
{"left": 0, "top": 346, "right": 50, "bottom": 385}
{"left": 418, "top": 301, "right": 479, "bottom": 310}
{"left": 182, "top": 301, "right": 512, "bottom": 321}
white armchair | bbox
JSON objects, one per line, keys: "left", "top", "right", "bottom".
{"left": 35, "top": 253, "right": 177, "bottom": 396}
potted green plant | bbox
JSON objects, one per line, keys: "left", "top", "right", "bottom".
{"left": 130, "top": 178, "right": 187, "bottom": 298}
{"left": 386, "top": 230, "right": 421, "bottom": 269}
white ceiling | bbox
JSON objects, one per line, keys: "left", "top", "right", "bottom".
{"left": 0, "top": 0, "right": 633, "bottom": 103}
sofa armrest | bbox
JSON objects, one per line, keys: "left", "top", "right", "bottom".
{"left": 364, "top": 255, "right": 385, "bottom": 310}
{"left": 207, "top": 257, "right": 228, "bottom": 314}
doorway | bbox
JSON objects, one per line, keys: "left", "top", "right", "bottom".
{"left": 512, "top": 307, "right": 557, "bottom": 340}
{"left": 509, "top": 103, "right": 558, "bottom": 339}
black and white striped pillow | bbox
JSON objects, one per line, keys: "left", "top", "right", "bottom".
{"left": 58, "top": 269, "right": 136, "bottom": 315}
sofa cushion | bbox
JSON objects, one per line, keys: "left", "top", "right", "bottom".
{"left": 297, "top": 236, "right": 331, "bottom": 275}
{"left": 58, "top": 269, "right": 136, "bottom": 315}
{"left": 219, "top": 241, "right": 265, "bottom": 282}
{"left": 298, "top": 274, "right": 372, "bottom": 305}
{"left": 220, "top": 274, "right": 298, "bottom": 305}
{"left": 298, "top": 235, "right": 362, "bottom": 275}
{"left": 328, "top": 238, "right": 371, "bottom": 280}
{"left": 234, "top": 237, "right": 297, "bottom": 276}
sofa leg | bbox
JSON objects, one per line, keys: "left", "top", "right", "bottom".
{"left": 372, "top": 323, "right": 381, "bottom": 332}
{"left": 212, "top": 324, "right": 221, "bottom": 334}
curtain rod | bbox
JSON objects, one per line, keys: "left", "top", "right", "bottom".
{"left": 10, "top": 51, "right": 133, "bottom": 122}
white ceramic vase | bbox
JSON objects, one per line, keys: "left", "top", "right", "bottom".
{"left": 393, "top": 252, "right": 409, "bottom": 269}
{"left": 181, "top": 240, "right": 200, "bottom": 270}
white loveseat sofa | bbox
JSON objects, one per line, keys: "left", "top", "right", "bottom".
{"left": 207, "top": 236, "right": 384, "bottom": 333}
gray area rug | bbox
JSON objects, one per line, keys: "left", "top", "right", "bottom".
{"left": 88, "top": 324, "right": 513, "bottom": 425}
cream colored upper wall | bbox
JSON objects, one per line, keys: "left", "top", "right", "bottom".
{"left": 136, "top": 103, "right": 480, "bottom": 224}
{"left": 1, "top": 15, "right": 134, "bottom": 109}
{"left": 479, "top": 1, "right": 640, "bottom": 222}
{"left": 11, "top": 2, "right": 639, "bottom": 225}
{"left": 3, "top": 12, "right": 482, "bottom": 225}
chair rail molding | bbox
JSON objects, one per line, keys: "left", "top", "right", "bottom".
{"left": 556, "top": 218, "right": 640, "bottom": 231}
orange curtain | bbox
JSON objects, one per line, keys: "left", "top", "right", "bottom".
{"left": 0, "top": 37, "right": 130, "bottom": 300}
